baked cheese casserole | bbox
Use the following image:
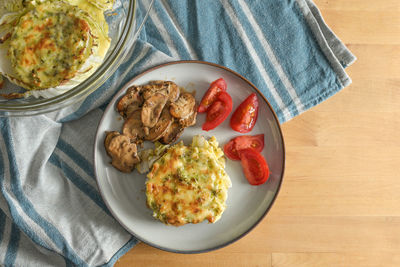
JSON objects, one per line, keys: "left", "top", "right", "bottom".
{"left": 146, "top": 135, "right": 231, "bottom": 226}
{"left": 0, "top": 0, "right": 113, "bottom": 97}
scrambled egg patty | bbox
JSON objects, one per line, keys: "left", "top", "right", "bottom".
{"left": 146, "top": 136, "right": 231, "bottom": 226}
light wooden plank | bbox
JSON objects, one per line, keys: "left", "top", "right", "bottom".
{"left": 315, "top": 0, "right": 400, "bottom": 11}
{"left": 329, "top": 11, "right": 399, "bottom": 45}
{"left": 282, "top": 111, "right": 400, "bottom": 147}
{"left": 272, "top": 252, "right": 400, "bottom": 267}
{"left": 318, "top": 10, "right": 400, "bottom": 45}
{"left": 283, "top": 146, "right": 400, "bottom": 177}
{"left": 346, "top": 45, "right": 400, "bottom": 79}
{"left": 115, "top": 243, "right": 271, "bottom": 267}
{"left": 331, "top": 44, "right": 399, "bottom": 112}
{"left": 322, "top": 45, "right": 400, "bottom": 112}
{"left": 271, "top": 174, "right": 400, "bottom": 216}
{"left": 276, "top": 111, "right": 400, "bottom": 216}
{"left": 225, "top": 216, "right": 400, "bottom": 253}
{"left": 118, "top": 216, "right": 400, "bottom": 259}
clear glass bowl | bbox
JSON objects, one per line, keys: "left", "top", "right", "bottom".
{"left": 0, "top": 0, "right": 153, "bottom": 116}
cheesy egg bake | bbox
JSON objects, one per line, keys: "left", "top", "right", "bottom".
{"left": 0, "top": 0, "right": 113, "bottom": 97}
{"left": 146, "top": 135, "right": 232, "bottom": 226}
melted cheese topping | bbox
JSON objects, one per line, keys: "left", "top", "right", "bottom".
{"left": 67, "top": 0, "right": 111, "bottom": 58}
{"left": 146, "top": 136, "right": 231, "bottom": 226}
{"left": 9, "top": 2, "right": 94, "bottom": 89}
{"left": 0, "top": 0, "right": 113, "bottom": 94}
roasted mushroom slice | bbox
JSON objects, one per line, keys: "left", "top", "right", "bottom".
{"left": 141, "top": 86, "right": 156, "bottom": 100}
{"left": 122, "top": 110, "right": 145, "bottom": 142}
{"left": 117, "top": 86, "right": 143, "bottom": 118}
{"left": 160, "top": 121, "right": 184, "bottom": 144}
{"left": 148, "top": 80, "right": 180, "bottom": 102}
{"left": 104, "top": 132, "right": 140, "bottom": 173}
{"left": 142, "top": 81, "right": 180, "bottom": 102}
{"left": 145, "top": 108, "right": 173, "bottom": 142}
{"left": 141, "top": 93, "right": 168, "bottom": 128}
{"left": 104, "top": 131, "right": 120, "bottom": 150}
{"left": 166, "top": 81, "right": 180, "bottom": 102}
{"left": 169, "top": 93, "right": 196, "bottom": 119}
{"left": 179, "top": 105, "right": 197, "bottom": 128}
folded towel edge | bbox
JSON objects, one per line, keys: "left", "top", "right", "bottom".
{"left": 295, "top": 0, "right": 356, "bottom": 87}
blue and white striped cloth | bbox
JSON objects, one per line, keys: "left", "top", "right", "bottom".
{"left": 0, "top": 0, "right": 355, "bottom": 265}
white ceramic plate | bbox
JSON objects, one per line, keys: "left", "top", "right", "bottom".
{"left": 94, "top": 61, "right": 285, "bottom": 253}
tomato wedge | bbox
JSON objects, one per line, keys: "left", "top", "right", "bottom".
{"left": 230, "top": 93, "right": 259, "bottom": 133}
{"left": 239, "top": 148, "right": 270, "bottom": 185}
{"left": 223, "top": 139, "right": 240, "bottom": 160}
{"left": 234, "top": 134, "right": 264, "bottom": 153}
{"left": 223, "top": 134, "right": 264, "bottom": 161}
{"left": 198, "top": 78, "right": 227, "bottom": 113}
{"left": 202, "top": 91, "right": 233, "bottom": 131}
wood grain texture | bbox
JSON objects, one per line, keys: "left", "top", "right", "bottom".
{"left": 116, "top": 1, "right": 400, "bottom": 266}
{"left": 271, "top": 253, "right": 400, "bottom": 267}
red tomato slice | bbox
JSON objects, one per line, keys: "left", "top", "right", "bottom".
{"left": 230, "top": 93, "right": 259, "bottom": 133}
{"left": 235, "top": 134, "right": 264, "bottom": 153}
{"left": 198, "top": 78, "right": 227, "bottom": 113}
{"left": 202, "top": 91, "right": 233, "bottom": 131}
{"left": 224, "top": 134, "right": 264, "bottom": 161}
{"left": 239, "top": 148, "right": 270, "bottom": 185}
{"left": 223, "top": 139, "right": 240, "bottom": 160}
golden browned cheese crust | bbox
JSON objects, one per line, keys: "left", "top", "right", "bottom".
{"left": 146, "top": 136, "right": 231, "bottom": 226}
{"left": 8, "top": 2, "right": 94, "bottom": 90}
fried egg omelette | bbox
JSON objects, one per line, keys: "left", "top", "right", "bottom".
{"left": 146, "top": 135, "right": 232, "bottom": 226}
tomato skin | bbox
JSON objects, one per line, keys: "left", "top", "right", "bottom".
{"left": 210, "top": 78, "right": 227, "bottom": 91}
{"left": 224, "top": 134, "right": 265, "bottom": 161}
{"left": 239, "top": 148, "right": 270, "bottom": 185}
{"left": 223, "top": 139, "right": 240, "bottom": 160}
{"left": 234, "top": 134, "right": 264, "bottom": 153}
{"left": 230, "top": 93, "right": 259, "bottom": 133}
{"left": 198, "top": 78, "right": 227, "bottom": 113}
{"left": 202, "top": 91, "right": 233, "bottom": 131}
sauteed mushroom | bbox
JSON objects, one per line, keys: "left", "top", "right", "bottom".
{"left": 169, "top": 93, "right": 196, "bottom": 119}
{"left": 117, "top": 86, "right": 143, "bottom": 118}
{"left": 105, "top": 80, "right": 198, "bottom": 173}
{"left": 179, "top": 105, "right": 197, "bottom": 128}
{"left": 104, "top": 131, "right": 140, "bottom": 173}
{"left": 148, "top": 80, "right": 180, "bottom": 102}
{"left": 141, "top": 93, "right": 167, "bottom": 128}
{"left": 160, "top": 121, "right": 184, "bottom": 145}
{"left": 145, "top": 108, "right": 173, "bottom": 142}
{"left": 122, "top": 110, "right": 144, "bottom": 142}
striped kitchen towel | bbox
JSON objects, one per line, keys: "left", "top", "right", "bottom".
{"left": 0, "top": 0, "right": 355, "bottom": 266}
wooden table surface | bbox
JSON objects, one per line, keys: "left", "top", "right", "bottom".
{"left": 116, "top": 0, "right": 400, "bottom": 266}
